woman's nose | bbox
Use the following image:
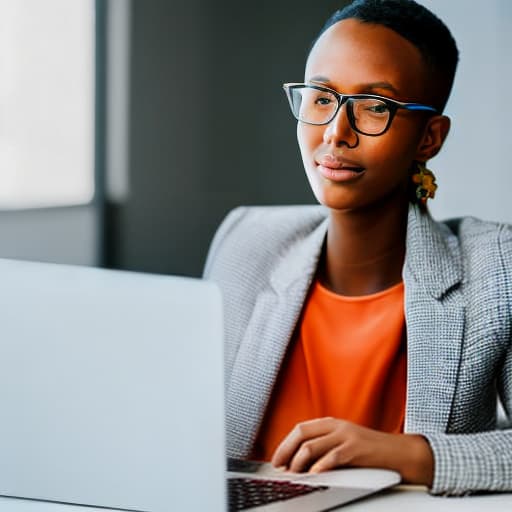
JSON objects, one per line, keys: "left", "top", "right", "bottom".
{"left": 322, "top": 104, "right": 358, "bottom": 148}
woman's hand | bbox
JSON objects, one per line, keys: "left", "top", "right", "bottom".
{"left": 270, "top": 417, "right": 434, "bottom": 486}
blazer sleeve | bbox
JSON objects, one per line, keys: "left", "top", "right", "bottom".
{"left": 423, "top": 223, "right": 512, "bottom": 496}
{"left": 202, "top": 206, "right": 248, "bottom": 279}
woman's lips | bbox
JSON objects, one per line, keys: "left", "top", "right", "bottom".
{"left": 315, "top": 154, "right": 365, "bottom": 182}
{"left": 317, "top": 163, "right": 366, "bottom": 182}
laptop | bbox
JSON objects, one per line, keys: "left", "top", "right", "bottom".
{"left": 0, "top": 257, "right": 225, "bottom": 511}
{"left": 0, "top": 258, "right": 400, "bottom": 511}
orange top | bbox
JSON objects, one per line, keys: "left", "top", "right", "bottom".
{"left": 252, "top": 280, "right": 407, "bottom": 461}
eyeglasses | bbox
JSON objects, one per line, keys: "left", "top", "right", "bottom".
{"left": 282, "top": 83, "right": 438, "bottom": 136}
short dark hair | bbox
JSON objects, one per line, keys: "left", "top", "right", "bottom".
{"left": 312, "top": 0, "right": 459, "bottom": 112}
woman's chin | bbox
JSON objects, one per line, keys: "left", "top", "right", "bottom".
{"left": 308, "top": 174, "right": 409, "bottom": 212}
{"left": 310, "top": 184, "right": 361, "bottom": 211}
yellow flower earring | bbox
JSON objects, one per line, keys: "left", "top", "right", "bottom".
{"left": 411, "top": 161, "right": 438, "bottom": 206}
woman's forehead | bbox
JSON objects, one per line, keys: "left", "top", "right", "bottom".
{"left": 305, "top": 18, "right": 428, "bottom": 100}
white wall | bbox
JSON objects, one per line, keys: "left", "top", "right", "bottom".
{"left": 419, "top": 0, "right": 512, "bottom": 223}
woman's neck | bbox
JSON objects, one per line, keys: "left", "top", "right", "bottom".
{"left": 320, "top": 198, "right": 410, "bottom": 296}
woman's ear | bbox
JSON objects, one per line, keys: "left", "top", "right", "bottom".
{"left": 415, "top": 115, "right": 451, "bottom": 162}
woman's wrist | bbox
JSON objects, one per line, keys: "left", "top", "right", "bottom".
{"left": 390, "top": 433, "right": 434, "bottom": 486}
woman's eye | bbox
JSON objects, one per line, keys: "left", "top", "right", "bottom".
{"left": 314, "top": 96, "right": 333, "bottom": 106}
{"left": 366, "top": 103, "right": 389, "bottom": 114}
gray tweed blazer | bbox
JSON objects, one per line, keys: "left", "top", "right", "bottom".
{"left": 203, "top": 203, "right": 512, "bottom": 496}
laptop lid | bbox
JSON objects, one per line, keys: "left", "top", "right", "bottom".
{"left": 0, "top": 258, "right": 225, "bottom": 512}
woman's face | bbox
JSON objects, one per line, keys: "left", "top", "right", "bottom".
{"left": 299, "top": 18, "right": 432, "bottom": 211}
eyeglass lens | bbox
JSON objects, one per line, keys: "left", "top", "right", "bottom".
{"left": 288, "top": 86, "right": 391, "bottom": 135}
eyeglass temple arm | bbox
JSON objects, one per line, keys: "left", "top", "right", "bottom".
{"left": 403, "top": 103, "right": 438, "bottom": 112}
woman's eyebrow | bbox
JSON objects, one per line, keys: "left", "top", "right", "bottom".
{"left": 308, "top": 75, "right": 330, "bottom": 84}
{"left": 308, "top": 76, "right": 400, "bottom": 96}
{"left": 364, "top": 82, "right": 400, "bottom": 95}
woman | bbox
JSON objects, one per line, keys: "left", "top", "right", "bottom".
{"left": 203, "top": 0, "right": 512, "bottom": 496}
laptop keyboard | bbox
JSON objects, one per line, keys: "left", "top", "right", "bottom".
{"left": 228, "top": 477, "right": 328, "bottom": 511}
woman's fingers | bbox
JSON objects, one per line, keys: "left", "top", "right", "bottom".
{"left": 271, "top": 417, "right": 339, "bottom": 470}
{"left": 309, "top": 442, "right": 355, "bottom": 473}
{"left": 287, "top": 432, "right": 341, "bottom": 473}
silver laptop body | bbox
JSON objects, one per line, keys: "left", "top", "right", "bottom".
{"left": 0, "top": 258, "right": 226, "bottom": 512}
{"left": 227, "top": 458, "right": 400, "bottom": 511}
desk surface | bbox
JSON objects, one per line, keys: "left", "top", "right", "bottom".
{"left": 340, "top": 485, "right": 512, "bottom": 511}
{"left": 0, "top": 487, "right": 511, "bottom": 512}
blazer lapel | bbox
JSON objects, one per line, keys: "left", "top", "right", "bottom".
{"left": 403, "top": 205, "right": 465, "bottom": 434}
{"left": 226, "top": 216, "right": 329, "bottom": 457}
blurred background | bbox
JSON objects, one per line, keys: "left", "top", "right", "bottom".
{"left": 1, "top": 0, "right": 511, "bottom": 277}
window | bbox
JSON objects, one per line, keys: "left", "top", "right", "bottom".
{"left": 0, "top": 0, "right": 95, "bottom": 209}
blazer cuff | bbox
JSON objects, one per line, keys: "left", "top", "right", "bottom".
{"left": 423, "top": 430, "right": 512, "bottom": 496}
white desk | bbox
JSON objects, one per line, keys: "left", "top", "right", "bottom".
{"left": 0, "top": 487, "right": 511, "bottom": 511}
{"left": 340, "top": 485, "right": 512, "bottom": 511}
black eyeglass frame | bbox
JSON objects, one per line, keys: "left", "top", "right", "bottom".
{"left": 283, "top": 82, "right": 438, "bottom": 136}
